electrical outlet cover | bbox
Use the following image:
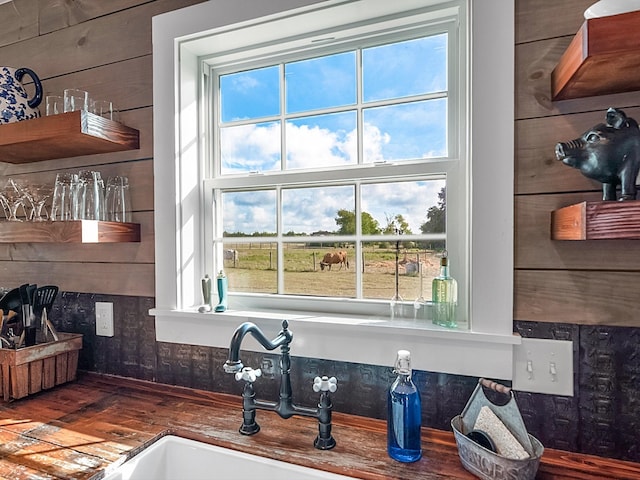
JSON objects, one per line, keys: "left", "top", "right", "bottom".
{"left": 95, "top": 302, "right": 114, "bottom": 337}
{"left": 512, "top": 338, "right": 574, "bottom": 396}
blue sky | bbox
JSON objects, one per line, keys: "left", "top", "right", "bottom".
{"left": 218, "top": 34, "right": 447, "bottom": 235}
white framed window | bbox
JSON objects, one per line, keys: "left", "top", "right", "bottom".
{"left": 151, "top": 0, "right": 518, "bottom": 379}
{"left": 203, "top": 11, "right": 467, "bottom": 321}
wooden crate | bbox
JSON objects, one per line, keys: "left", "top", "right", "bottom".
{"left": 0, "top": 333, "right": 82, "bottom": 401}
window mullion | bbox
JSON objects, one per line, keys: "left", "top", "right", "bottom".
{"left": 354, "top": 181, "right": 363, "bottom": 299}
{"left": 356, "top": 48, "right": 364, "bottom": 166}
{"left": 276, "top": 185, "right": 284, "bottom": 294}
{"left": 280, "top": 63, "right": 287, "bottom": 172}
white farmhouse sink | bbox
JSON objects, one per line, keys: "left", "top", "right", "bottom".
{"left": 102, "top": 435, "right": 356, "bottom": 480}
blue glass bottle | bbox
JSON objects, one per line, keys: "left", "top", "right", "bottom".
{"left": 387, "top": 350, "right": 422, "bottom": 463}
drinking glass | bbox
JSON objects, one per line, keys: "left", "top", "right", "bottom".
{"left": 29, "top": 184, "right": 55, "bottom": 221}
{"left": 45, "top": 95, "right": 64, "bottom": 116}
{"left": 0, "top": 194, "right": 7, "bottom": 219}
{"left": 64, "top": 89, "right": 89, "bottom": 112}
{"left": 77, "top": 170, "right": 105, "bottom": 220}
{"left": 51, "top": 173, "right": 80, "bottom": 221}
{"left": 105, "top": 176, "right": 132, "bottom": 222}
{"left": 90, "top": 99, "right": 120, "bottom": 122}
{"left": 8, "top": 179, "right": 36, "bottom": 220}
{"left": 0, "top": 180, "right": 26, "bottom": 221}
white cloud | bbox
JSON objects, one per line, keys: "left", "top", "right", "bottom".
{"left": 286, "top": 124, "right": 354, "bottom": 169}
{"left": 221, "top": 122, "right": 442, "bottom": 234}
{"left": 232, "top": 74, "right": 260, "bottom": 93}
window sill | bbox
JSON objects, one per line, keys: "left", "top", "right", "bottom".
{"left": 150, "top": 307, "right": 520, "bottom": 379}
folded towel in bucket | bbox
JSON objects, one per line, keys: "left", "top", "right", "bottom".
{"left": 474, "top": 406, "right": 530, "bottom": 460}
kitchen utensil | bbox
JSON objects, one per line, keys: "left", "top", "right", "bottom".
{"left": 0, "top": 66, "right": 43, "bottom": 124}
{"left": 2, "top": 315, "right": 22, "bottom": 346}
{"left": 33, "top": 285, "right": 58, "bottom": 319}
{"left": 18, "top": 284, "right": 30, "bottom": 325}
{"left": 0, "top": 287, "right": 23, "bottom": 314}
{"left": 0, "top": 309, "right": 17, "bottom": 348}
{"left": 19, "top": 283, "right": 37, "bottom": 346}
{"left": 26, "top": 284, "right": 37, "bottom": 307}
{"left": 42, "top": 309, "right": 58, "bottom": 341}
{"left": 33, "top": 286, "right": 58, "bottom": 343}
{"left": 0, "top": 289, "right": 23, "bottom": 348}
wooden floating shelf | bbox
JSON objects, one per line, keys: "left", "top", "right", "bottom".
{"left": 0, "top": 220, "right": 140, "bottom": 243}
{"left": 0, "top": 110, "right": 139, "bottom": 163}
{"left": 551, "top": 10, "right": 640, "bottom": 100}
{"left": 551, "top": 201, "right": 640, "bottom": 240}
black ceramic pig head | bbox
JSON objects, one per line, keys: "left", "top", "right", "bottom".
{"left": 555, "top": 107, "right": 640, "bottom": 201}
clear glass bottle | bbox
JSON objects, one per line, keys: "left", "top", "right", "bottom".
{"left": 387, "top": 350, "right": 422, "bottom": 463}
{"left": 431, "top": 252, "right": 458, "bottom": 328}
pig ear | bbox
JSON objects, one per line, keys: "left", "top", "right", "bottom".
{"left": 606, "top": 107, "right": 629, "bottom": 129}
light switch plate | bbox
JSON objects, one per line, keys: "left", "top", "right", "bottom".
{"left": 95, "top": 302, "right": 114, "bottom": 337}
{"left": 512, "top": 338, "right": 574, "bottom": 396}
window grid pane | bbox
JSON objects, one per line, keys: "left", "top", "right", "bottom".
{"left": 216, "top": 31, "right": 449, "bottom": 175}
{"left": 212, "top": 28, "right": 454, "bottom": 307}
{"left": 215, "top": 177, "right": 446, "bottom": 300}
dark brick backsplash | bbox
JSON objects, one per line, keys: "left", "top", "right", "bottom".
{"left": 50, "top": 293, "right": 640, "bottom": 463}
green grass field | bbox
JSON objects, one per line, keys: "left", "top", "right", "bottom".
{"left": 222, "top": 244, "right": 441, "bottom": 300}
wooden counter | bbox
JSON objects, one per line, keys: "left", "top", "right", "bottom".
{"left": 0, "top": 373, "right": 638, "bottom": 479}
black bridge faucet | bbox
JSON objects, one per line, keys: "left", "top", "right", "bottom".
{"left": 223, "top": 320, "right": 337, "bottom": 449}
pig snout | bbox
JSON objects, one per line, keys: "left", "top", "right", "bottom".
{"left": 555, "top": 138, "right": 584, "bottom": 160}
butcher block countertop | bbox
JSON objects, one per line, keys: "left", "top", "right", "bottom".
{"left": 0, "top": 373, "right": 639, "bottom": 479}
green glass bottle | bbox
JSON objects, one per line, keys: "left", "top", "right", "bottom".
{"left": 431, "top": 253, "right": 457, "bottom": 328}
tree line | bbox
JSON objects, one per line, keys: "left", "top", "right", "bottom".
{"left": 225, "top": 187, "right": 446, "bottom": 243}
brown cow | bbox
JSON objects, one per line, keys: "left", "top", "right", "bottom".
{"left": 320, "top": 251, "right": 349, "bottom": 271}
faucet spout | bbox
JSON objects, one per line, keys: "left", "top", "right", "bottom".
{"left": 224, "top": 320, "right": 292, "bottom": 373}
{"left": 223, "top": 319, "right": 336, "bottom": 449}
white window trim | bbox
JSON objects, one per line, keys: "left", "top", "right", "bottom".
{"left": 151, "top": 0, "right": 518, "bottom": 379}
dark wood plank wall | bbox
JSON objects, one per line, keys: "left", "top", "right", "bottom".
{"left": 515, "top": 0, "right": 640, "bottom": 327}
{"left": 0, "top": 0, "right": 204, "bottom": 297}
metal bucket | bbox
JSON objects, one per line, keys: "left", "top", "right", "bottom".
{"left": 451, "top": 379, "right": 544, "bottom": 480}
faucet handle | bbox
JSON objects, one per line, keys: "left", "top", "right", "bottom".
{"left": 235, "top": 367, "right": 262, "bottom": 383}
{"left": 313, "top": 376, "right": 337, "bottom": 393}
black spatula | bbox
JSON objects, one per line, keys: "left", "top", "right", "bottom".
{"left": 33, "top": 285, "right": 59, "bottom": 319}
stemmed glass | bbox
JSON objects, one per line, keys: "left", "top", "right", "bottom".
{"left": 0, "top": 180, "right": 27, "bottom": 221}
{"left": 11, "top": 180, "right": 38, "bottom": 220}
{"left": 390, "top": 228, "right": 403, "bottom": 318}
{"left": 29, "top": 184, "right": 55, "bottom": 221}
{"left": 0, "top": 194, "right": 8, "bottom": 220}
{"left": 413, "top": 260, "right": 425, "bottom": 319}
